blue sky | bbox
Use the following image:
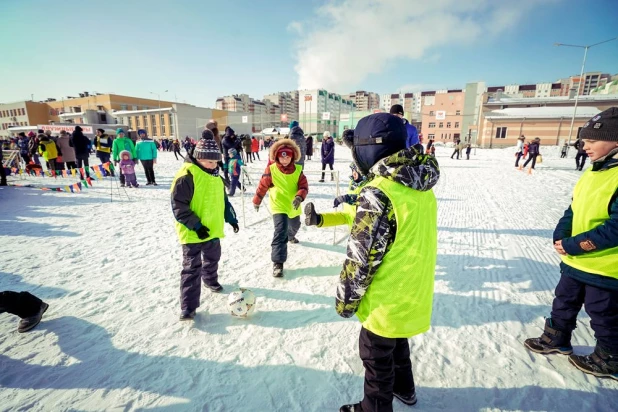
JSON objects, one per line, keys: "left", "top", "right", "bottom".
{"left": 0, "top": 0, "right": 616, "bottom": 108}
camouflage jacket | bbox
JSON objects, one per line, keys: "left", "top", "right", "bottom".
{"left": 336, "top": 146, "right": 440, "bottom": 318}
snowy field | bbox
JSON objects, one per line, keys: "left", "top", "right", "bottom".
{"left": 1, "top": 144, "right": 615, "bottom": 411}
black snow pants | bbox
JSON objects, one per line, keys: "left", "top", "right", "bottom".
{"left": 523, "top": 153, "right": 538, "bottom": 169}
{"left": 0, "top": 291, "right": 43, "bottom": 318}
{"left": 575, "top": 152, "right": 588, "bottom": 170}
{"left": 551, "top": 274, "right": 618, "bottom": 353}
{"left": 359, "top": 327, "right": 415, "bottom": 412}
{"left": 141, "top": 159, "right": 156, "bottom": 184}
{"left": 271, "top": 213, "right": 301, "bottom": 263}
{"left": 179, "top": 239, "right": 221, "bottom": 311}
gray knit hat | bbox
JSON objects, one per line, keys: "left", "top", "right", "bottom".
{"left": 193, "top": 131, "right": 221, "bottom": 160}
{"left": 580, "top": 107, "right": 618, "bottom": 142}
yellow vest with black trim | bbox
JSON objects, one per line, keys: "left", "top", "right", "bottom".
{"left": 39, "top": 140, "right": 58, "bottom": 160}
{"left": 356, "top": 176, "right": 438, "bottom": 338}
{"left": 269, "top": 163, "right": 302, "bottom": 218}
{"left": 96, "top": 136, "right": 112, "bottom": 153}
{"left": 561, "top": 167, "right": 618, "bottom": 279}
{"left": 171, "top": 163, "right": 225, "bottom": 244}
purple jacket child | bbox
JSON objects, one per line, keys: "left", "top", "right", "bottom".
{"left": 119, "top": 150, "right": 139, "bottom": 187}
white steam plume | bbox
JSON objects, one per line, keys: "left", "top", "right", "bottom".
{"left": 291, "top": 0, "right": 557, "bottom": 91}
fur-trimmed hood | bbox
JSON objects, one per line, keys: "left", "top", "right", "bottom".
{"left": 269, "top": 138, "right": 301, "bottom": 162}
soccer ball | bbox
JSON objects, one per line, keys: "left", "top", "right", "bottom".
{"left": 228, "top": 288, "right": 256, "bottom": 318}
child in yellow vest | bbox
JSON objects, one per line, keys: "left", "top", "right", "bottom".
{"left": 253, "top": 139, "right": 308, "bottom": 277}
{"left": 38, "top": 133, "right": 58, "bottom": 172}
{"left": 170, "top": 131, "right": 239, "bottom": 321}
{"left": 525, "top": 107, "right": 618, "bottom": 380}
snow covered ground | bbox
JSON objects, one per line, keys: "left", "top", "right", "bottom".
{"left": 1, "top": 144, "right": 615, "bottom": 411}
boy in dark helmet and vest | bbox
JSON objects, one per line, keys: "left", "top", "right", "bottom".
{"left": 524, "top": 107, "right": 618, "bottom": 381}
{"left": 336, "top": 113, "right": 440, "bottom": 412}
{"left": 337, "top": 113, "right": 440, "bottom": 412}
{"left": 170, "top": 130, "right": 240, "bottom": 321}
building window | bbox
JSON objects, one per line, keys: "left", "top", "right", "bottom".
{"left": 152, "top": 126, "right": 158, "bottom": 136}
{"left": 495, "top": 127, "right": 507, "bottom": 139}
{"left": 455, "top": 122, "right": 460, "bottom": 128}
{"left": 439, "top": 122, "right": 443, "bottom": 128}
{"left": 161, "top": 123, "right": 166, "bottom": 135}
{"left": 428, "top": 122, "right": 436, "bottom": 128}
{"left": 429, "top": 111, "right": 435, "bottom": 116}
{"left": 456, "top": 110, "right": 461, "bottom": 115}
{"left": 121, "top": 104, "right": 128, "bottom": 110}
{"left": 428, "top": 134, "right": 435, "bottom": 139}
{"left": 128, "top": 117, "right": 133, "bottom": 129}
{"left": 143, "top": 115, "right": 147, "bottom": 128}
{"left": 132, "top": 105, "right": 138, "bottom": 110}
{"left": 136, "top": 117, "right": 141, "bottom": 127}
{"left": 151, "top": 114, "right": 156, "bottom": 128}
{"left": 446, "top": 122, "right": 451, "bottom": 128}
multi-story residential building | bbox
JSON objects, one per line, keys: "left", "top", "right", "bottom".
{"left": 420, "top": 89, "right": 466, "bottom": 143}
{"left": 557, "top": 72, "right": 612, "bottom": 96}
{"left": 263, "top": 91, "right": 299, "bottom": 124}
{"left": 215, "top": 94, "right": 251, "bottom": 113}
{"left": 0, "top": 101, "right": 52, "bottom": 138}
{"left": 347, "top": 91, "right": 380, "bottom": 111}
{"left": 298, "top": 89, "right": 355, "bottom": 138}
{"left": 216, "top": 94, "right": 283, "bottom": 132}
{"left": 590, "top": 76, "right": 618, "bottom": 95}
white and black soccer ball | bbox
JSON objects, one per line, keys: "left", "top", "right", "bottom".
{"left": 228, "top": 288, "right": 256, "bottom": 318}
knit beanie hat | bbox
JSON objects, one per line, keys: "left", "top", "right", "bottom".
{"left": 276, "top": 146, "right": 294, "bottom": 159}
{"left": 580, "top": 107, "right": 618, "bottom": 142}
{"left": 194, "top": 131, "right": 221, "bottom": 160}
{"left": 137, "top": 129, "right": 147, "bottom": 136}
{"left": 289, "top": 120, "right": 299, "bottom": 129}
{"left": 116, "top": 128, "right": 125, "bottom": 135}
{"left": 228, "top": 148, "right": 238, "bottom": 158}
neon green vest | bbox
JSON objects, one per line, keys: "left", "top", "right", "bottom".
{"left": 269, "top": 163, "right": 302, "bottom": 218}
{"left": 171, "top": 163, "right": 225, "bottom": 244}
{"left": 561, "top": 167, "right": 618, "bottom": 279}
{"left": 356, "top": 176, "right": 438, "bottom": 338}
{"left": 39, "top": 140, "right": 57, "bottom": 160}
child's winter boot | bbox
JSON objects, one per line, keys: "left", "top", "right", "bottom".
{"left": 304, "top": 202, "right": 323, "bottom": 226}
{"left": 179, "top": 309, "right": 196, "bottom": 321}
{"left": 394, "top": 389, "right": 417, "bottom": 405}
{"left": 569, "top": 345, "right": 618, "bottom": 381}
{"left": 273, "top": 262, "right": 284, "bottom": 278}
{"left": 524, "top": 318, "right": 573, "bottom": 355}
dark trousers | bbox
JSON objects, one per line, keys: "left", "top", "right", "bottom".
{"left": 21, "top": 154, "right": 31, "bottom": 165}
{"left": 223, "top": 158, "right": 230, "bottom": 182}
{"left": 561, "top": 151, "right": 567, "bottom": 158}
{"left": 451, "top": 149, "right": 460, "bottom": 159}
{"left": 575, "top": 153, "right": 588, "bottom": 170}
{"left": 76, "top": 155, "right": 90, "bottom": 177}
{"left": 65, "top": 161, "right": 77, "bottom": 171}
{"left": 320, "top": 162, "right": 334, "bottom": 180}
{"left": 359, "top": 327, "right": 415, "bottom": 412}
{"left": 466, "top": 151, "right": 470, "bottom": 160}
{"left": 180, "top": 239, "right": 222, "bottom": 311}
{"left": 174, "top": 149, "right": 183, "bottom": 160}
{"left": 245, "top": 150, "right": 252, "bottom": 163}
{"left": 523, "top": 153, "right": 538, "bottom": 169}
{"left": 271, "top": 214, "right": 301, "bottom": 263}
{"left": 515, "top": 152, "right": 524, "bottom": 167}
{"left": 252, "top": 151, "right": 260, "bottom": 160}
{"left": 229, "top": 176, "right": 242, "bottom": 196}
{"left": 141, "top": 159, "right": 156, "bottom": 183}
{"left": 47, "top": 158, "right": 56, "bottom": 172}
{"left": 0, "top": 162, "right": 6, "bottom": 185}
{"left": 551, "top": 274, "right": 618, "bottom": 352}
{"left": 0, "top": 291, "right": 43, "bottom": 318}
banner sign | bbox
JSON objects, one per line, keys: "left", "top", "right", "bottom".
{"left": 435, "top": 111, "right": 446, "bottom": 120}
{"left": 38, "top": 124, "right": 94, "bottom": 134}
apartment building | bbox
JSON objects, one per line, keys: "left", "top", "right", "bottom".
{"left": 420, "top": 89, "right": 466, "bottom": 143}
{"left": 298, "top": 89, "right": 355, "bottom": 138}
{"left": 216, "top": 94, "right": 284, "bottom": 132}
{"left": 263, "top": 91, "right": 299, "bottom": 124}
{"left": 347, "top": 91, "right": 380, "bottom": 111}
{"left": 0, "top": 101, "right": 51, "bottom": 138}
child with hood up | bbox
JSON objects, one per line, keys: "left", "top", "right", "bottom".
{"left": 253, "top": 139, "right": 309, "bottom": 277}
{"left": 227, "top": 148, "right": 244, "bottom": 196}
{"left": 119, "top": 150, "right": 139, "bottom": 188}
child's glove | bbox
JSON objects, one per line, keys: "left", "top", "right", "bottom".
{"left": 254, "top": 204, "right": 260, "bottom": 212}
{"left": 195, "top": 225, "right": 209, "bottom": 240}
{"left": 333, "top": 194, "right": 357, "bottom": 208}
{"left": 292, "top": 196, "right": 303, "bottom": 210}
{"left": 231, "top": 223, "right": 239, "bottom": 233}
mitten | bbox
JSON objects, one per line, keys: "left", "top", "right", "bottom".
{"left": 231, "top": 223, "right": 239, "bottom": 233}
{"left": 195, "top": 225, "right": 209, "bottom": 240}
{"left": 333, "top": 194, "right": 357, "bottom": 208}
{"left": 292, "top": 196, "right": 303, "bottom": 210}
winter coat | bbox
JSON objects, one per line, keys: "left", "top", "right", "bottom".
{"left": 289, "top": 126, "right": 307, "bottom": 166}
{"left": 242, "top": 137, "right": 252, "bottom": 152}
{"left": 17, "top": 137, "right": 29, "bottom": 156}
{"left": 306, "top": 136, "right": 314, "bottom": 154}
{"left": 119, "top": 158, "right": 136, "bottom": 175}
{"left": 253, "top": 139, "right": 308, "bottom": 207}
{"left": 112, "top": 137, "right": 137, "bottom": 161}
{"left": 28, "top": 136, "right": 39, "bottom": 156}
{"left": 55, "top": 135, "right": 76, "bottom": 162}
{"left": 136, "top": 138, "right": 158, "bottom": 161}
{"left": 321, "top": 138, "right": 335, "bottom": 164}
{"left": 71, "top": 129, "right": 91, "bottom": 157}
{"left": 403, "top": 119, "right": 419, "bottom": 148}
{"left": 516, "top": 139, "right": 524, "bottom": 153}
{"left": 228, "top": 156, "right": 244, "bottom": 177}
{"left": 528, "top": 141, "right": 540, "bottom": 156}
{"left": 222, "top": 130, "right": 242, "bottom": 161}
{"left": 170, "top": 156, "right": 238, "bottom": 244}
{"left": 94, "top": 134, "right": 113, "bottom": 155}
{"left": 573, "top": 139, "right": 587, "bottom": 154}
{"left": 251, "top": 138, "right": 259, "bottom": 153}
{"left": 38, "top": 136, "right": 58, "bottom": 161}
{"left": 336, "top": 145, "right": 440, "bottom": 337}
{"left": 553, "top": 150, "right": 618, "bottom": 291}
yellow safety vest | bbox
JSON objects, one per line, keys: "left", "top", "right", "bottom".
{"left": 562, "top": 166, "right": 618, "bottom": 279}
{"left": 171, "top": 163, "right": 225, "bottom": 244}
{"left": 39, "top": 140, "right": 58, "bottom": 160}
{"left": 356, "top": 176, "right": 438, "bottom": 338}
{"left": 269, "top": 163, "right": 302, "bottom": 218}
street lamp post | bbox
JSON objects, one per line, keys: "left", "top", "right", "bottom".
{"left": 555, "top": 36, "right": 618, "bottom": 145}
